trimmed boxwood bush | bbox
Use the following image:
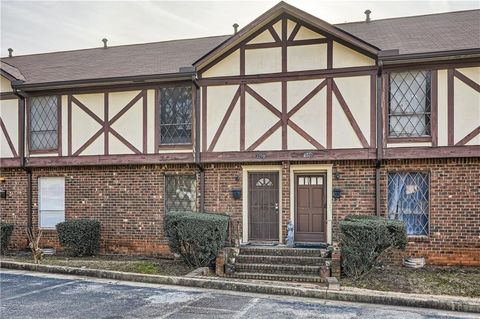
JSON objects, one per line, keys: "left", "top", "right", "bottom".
{"left": 340, "top": 215, "right": 407, "bottom": 279}
{"left": 56, "top": 219, "right": 101, "bottom": 256}
{"left": 1, "top": 222, "right": 14, "bottom": 254}
{"left": 165, "top": 211, "right": 229, "bottom": 268}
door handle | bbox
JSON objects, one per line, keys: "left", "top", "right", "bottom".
{"left": 275, "top": 202, "right": 279, "bottom": 213}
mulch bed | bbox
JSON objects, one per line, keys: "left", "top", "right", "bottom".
{"left": 2, "top": 253, "right": 191, "bottom": 277}
{"left": 340, "top": 265, "right": 480, "bottom": 298}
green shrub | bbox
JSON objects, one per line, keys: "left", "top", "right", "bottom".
{"left": 0, "top": 222, "right": 14, "bottom": 254}
{"left": 340, "top": 215, "right": 407, "bottom": 279}
{"left": 165, "top": 211, "right": 229, "bottom": 268}
{"left": 56, "top": 219, "right": 101, "bottom": 256}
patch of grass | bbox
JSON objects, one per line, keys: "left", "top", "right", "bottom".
{"left": 341, "top": 266, "right": 480, "bottom": 298}
{"left": 4, "top": 255, "right": 191, "bottom": 277}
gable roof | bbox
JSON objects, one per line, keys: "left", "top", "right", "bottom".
{"left": 337, "top": 9, "right": 480, "bottom": 55}
{"left": 194, "top": 1, "right": 380, "bottom": 69}
{"left": 1, "top": 2, "right": 479, "bottom": 89}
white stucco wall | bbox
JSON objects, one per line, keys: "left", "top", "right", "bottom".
{"left": 453, "top": 67, "right": 480, "bottom": 145}
{"left": 0, "top": 76, "right": 12, "bottom": 93}
{"left": 332, "top": 42, "right": 375, "bottom": 68}
{"left": 287, "top": 44, "right": 327, "bottom": 71}
{"left": 0, "top": 98, "right": 18, "bottom": 157}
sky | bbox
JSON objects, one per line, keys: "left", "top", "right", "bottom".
{"left": 1, "top": 0, "right": 479, "bottom": 57}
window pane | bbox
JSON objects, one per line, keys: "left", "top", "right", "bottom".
{"left": 30, "top": 96, "right": 58, "bottom": 150}
{"left": 165, "top": 175, "right": 196, "bottom": 212}
{"left": 389, "top": 71, "right": 431, "bottom": 137}
{"left": 39, "top": 177, "right": 65, "bottom": 211}
{"left": 40, "top": 210, "right": 65, "bottom": 229}
{"left": 387, "top": 172, "right": 429, "bottom": 235}
{"left": 159, "top": 87, "right": 192, "bottom": 145}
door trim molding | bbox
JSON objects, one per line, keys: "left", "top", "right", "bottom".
{"left": 242, "top": 165, "right": 283, "bottom": 244}
{"left": 289, "top": 164, "right": 333, "bottom": 244}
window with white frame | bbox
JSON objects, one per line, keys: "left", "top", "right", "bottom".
{"left": 389, "top": 71, "right": 431, "bottom": 138}
{"left": 387, "top": 172, "right": 429, "bottom": 236}
{"left": 30, "top": 96, "right": 59, "bottom": 151}
{"left": 38, "top": 177, "right": 65, "bottom": 229}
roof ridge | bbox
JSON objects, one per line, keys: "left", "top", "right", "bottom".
{"left": 335, "top": 8, "right": 480, "bottom": 26}
{"left": 0, "top": 34, "right": 231, "bottom": 60}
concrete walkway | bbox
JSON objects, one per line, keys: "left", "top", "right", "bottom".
{"left": 1, "top": 269, "right": 477, "bottom": 319}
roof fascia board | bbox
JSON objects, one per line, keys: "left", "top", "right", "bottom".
{"left": 12, "top": 71, "right": 196, "bottom": 92}
{"left": 380, "top": 48, "right": 480, "bottom": 65}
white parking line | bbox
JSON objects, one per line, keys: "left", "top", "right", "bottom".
{"left": 233, "top": 297, "right": 259, "bottom": 318}
{"left": 3, "top": 281, "right": 77, "bottom": 301}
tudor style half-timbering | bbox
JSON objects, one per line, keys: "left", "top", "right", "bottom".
{"left": 1, "top": 2, "right": 479, "bottom": 268}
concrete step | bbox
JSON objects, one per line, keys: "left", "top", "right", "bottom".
{"left": 239, "top": 246, "right": 328, "bottom": 257}
{"left": 228, "top": 272, "right": 324, "bottom": 283}
{"left": 235, "top": 263, "right": 321, "bottom": 276}
{"left": 236, "top": 254, "right": 328, "bottom": 266}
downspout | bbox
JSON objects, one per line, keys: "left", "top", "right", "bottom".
{"left": 375, "top": 61, "right": 384, "bottom": 216}
{"left": 193, "top": 77, "right": 205, "bottom": 213}
{"left": 13, "top": 88, "right": 33, "bottom": 235}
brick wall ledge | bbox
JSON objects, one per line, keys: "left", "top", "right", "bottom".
{"left": 1, "top": 261, "right": 479, "bottom": 313}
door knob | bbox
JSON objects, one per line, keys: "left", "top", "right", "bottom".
{"left": 275, "top": 202, "right": 279, "bottom": 213}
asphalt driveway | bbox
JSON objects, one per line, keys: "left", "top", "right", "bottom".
{"left": 0, "top": 269, "right": 477, "bottom": 319}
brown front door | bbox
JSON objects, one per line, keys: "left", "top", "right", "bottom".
{"left": 248, "top": 172, "right": 279, "bottom": 241}
{"left": 295, "top": 174, "right": 327, "bottom": 243}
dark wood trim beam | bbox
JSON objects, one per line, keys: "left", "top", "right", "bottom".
{"left": 155, "top": 89, "right": 160, "bottom": 153}
{"left": 370, "top": 74, "right": 376, "bottom": 147}
{"left": 332, "top": 80, "right": 369, "bottom": 148}
{"left": 108, "top": 90, "right": 143, "bottom": 125}
{"left": 287, "top": 120, "right": 325, "bottom": 150}
{"left": 57, "top": 95, "right": 62, "bottom": 156}
{"left": 198, "top": 66, "right": 376, "bottom": 86}
{"left": 71, "top": 95, "right": 104, "bottom": 125}
{"left": 0, "top": 158, "right": 21, "bottom": 167}
{"left": 24, "top": 153, "right": 194, "bottom": 167}
{"left": 201, "top": 148, "right": 376, "bottom": 163}
{"left": 455, "top": 126, "right": 480, "bottom": 146}
{"left": 240, "top": 84, "right": 246, "bottom": 151}
{"left": 245, "top": 85, "right": 282, "bottom": 118}
{"left": 287, "top": 79, "right": 326, "bottom": 118}
{"left": 286, "top": 38, "right": 328, "bottom": 47}
{"left": 0, "top": 116, "right": 18, "bottom": 157}
{"left": 268, "top": 25, "right": 281, "bottom": 43}
{"left": 72, "top": 128, "right": 103, "bottom": 156}
{"left": 208, "top": 86, "right": 241, "bottom": 152}
{"left": 454, "top": 69, "right": 480, "bottom": 92}
{"left": 282, "top": 81, "right": 287, "bottom": 150}
{"left": 110, "top": 128, "right": 142, "bottom": 154}
{"left": 247, "top": 120, "right": 282, "bottom": 151}
{"left": 447, "top": 69, "right": 454, "bottom": 145}
{"left": 68, "top": 95, "right": 72, "bottom": 155}
{"left": 431, "top": 70, "right": 438, "bottom": 147}
{"left": 326, "top": 78, "right": 332, "bottom": 149}
{"left": 142, "top": 90, "right": 148, "bottom": 154}
{"left": 201, "top": 86, "right": 207, "bottom": 152}
{"left": 384, "top": 145, "right": 480, "bottom": 159}
{"left": 104, "top": 92, "right": 109, "bottom": 155}
{"left": 287, "top": 23, "right": 301, "bottom": 41}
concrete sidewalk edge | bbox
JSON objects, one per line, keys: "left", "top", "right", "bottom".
{"left": 1, "top": 261, "right": 479, "bottom": 313}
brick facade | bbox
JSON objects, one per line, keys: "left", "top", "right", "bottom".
{"left": 1, "top": 157, "right": 478, "bottom": 265}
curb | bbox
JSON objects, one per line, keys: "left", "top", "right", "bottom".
{"left": 1, "top": 261, "right": 479, "bottom": 313}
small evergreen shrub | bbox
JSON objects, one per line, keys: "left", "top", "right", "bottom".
{"left": 340, "top": 215, "right": 407, "bottom": 279}
{"left": 56, "top": 219, "right": 101, "bottom": 256}
{"left": 165, "top": 211, "right": 229, "bottom": 268}
{"left": 0, "top": 222, "right": 14, "bottom": 254}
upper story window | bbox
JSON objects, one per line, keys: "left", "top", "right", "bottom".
{"left": 389, "top": 71, "right": 431, "bottom": 138}
{"left": 159, "top": 86, "right": 192, "bottom": 145}
{"left": 30, "top": 96, "right": 59, "bottom": 151}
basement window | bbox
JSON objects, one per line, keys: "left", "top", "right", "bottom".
{"left": 164, "top": 175, "right": 197, "bottom": 212}
{"left": 30, "top": 96, "right": 59, "bottom": 151}
{"left": 387, "top": 172, "right": 429, "bottom": 236}
{"left": 388, "top": 71, "right": 431, "bottom": 138}
{"left": 159, "top": 86, "right": 192, "bottom": 145}
{"left": 38, "top": 177, "right": 65, "bottom": 229}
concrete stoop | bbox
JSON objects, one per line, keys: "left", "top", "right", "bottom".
{"left": 227, "top": 246, "right": 331, "bottom": 283}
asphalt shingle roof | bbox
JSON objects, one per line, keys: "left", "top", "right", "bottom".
{"left": 1, "top": 9, "right": 479, "bottom": 86}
